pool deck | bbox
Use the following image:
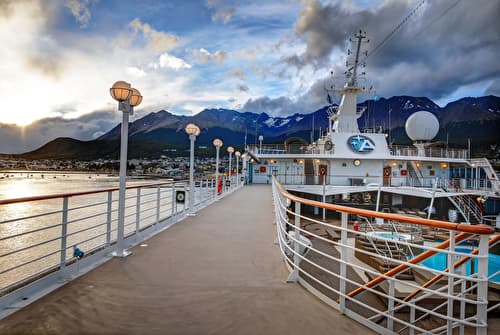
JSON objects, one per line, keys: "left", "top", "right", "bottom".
{"left": 0, "top": 185, "right": 373, "bottom": 335}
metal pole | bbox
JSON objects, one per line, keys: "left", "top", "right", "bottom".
{"left": 236, "top": 155, "right": 240, "bottom": 186}
{"left": 115, "top": 110, "right": 130, "bottom": 257}
{"left": 322, "top": 178, "right": 326, "bottom": 220}
{"left": 106, "top": 191, "right": 112, "bottom": 247}
{"left": 287, "top": 202, "right": 301, "bottom": 283}
{"left": 427, "top": 179, "right": 437, "bottom": 220}
{"left": 447, "top": 231, "right": 456, "bottom": 334}
{"left": 375, "top": 181, "right": 381, "bottom": 212}
{"left": 60, "top": 197, "right": 69, "bottom": 275}
{"left": 189, "top": 134, "right": 196, "bottom": 215}
{"left": 215, "top": 146, "right": 220, "bottom": 198}
{"left": 135, "top": 188, "right": 141, "bottom": 240}
{"left": 339, "top": 211, "right": 348, "bottom": 313}
{"left": 476, "top": 235, "right": 489, "bottom": 335}
{"left": 228, "top": 152, "right": 232, "bottom": 187}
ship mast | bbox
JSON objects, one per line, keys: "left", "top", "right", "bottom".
{"left": 329, "top": 30, "right": 372, "bottom": 134}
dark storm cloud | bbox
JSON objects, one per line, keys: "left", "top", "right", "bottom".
{"left": 0, "top": 110, "right": 121, "bottom": 154}
{"left": 294, "top": 0, "right": 499, "bottom": 97}
{"left": 242, "top": 77, "right": 331, "bottom": 116}
{"left": 246, "top": 0, "right": 500, "bottom": 116}
{"left": 486, "top": 80, "right": 500, "bottom": 96}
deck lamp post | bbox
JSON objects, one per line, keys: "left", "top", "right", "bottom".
{"left": 235, "top": 151, "right": 241, "bottom": 186}
{"left": 110, "top": 81, "right": 142, "bottom": 257}
{"left": 227, "top": 146, "right": 234, "bottom": 186}
{"left": 185, "top": 123, "right": 200, "bottom": 215}
{"left": 213, "top": 138, "right": 223, "bottom": 197}
{"left": 241, "top": 153, "right": 247, "bottom": 184}
{"left": 258, "top": 135, "right": 263, "bottom": 154}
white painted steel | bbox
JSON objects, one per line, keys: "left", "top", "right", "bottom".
{"left": 271, "top": 177, "right": 496, "bottom": 335}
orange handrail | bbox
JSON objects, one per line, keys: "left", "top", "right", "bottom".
{"left": 274, "top": 178, "right": 495, "bottom": 235}
{"left": 345, "top": 232, "right": 471, "bottom": 300}
{"left": 398, "top": 234, "right": 500, "bottom": 305}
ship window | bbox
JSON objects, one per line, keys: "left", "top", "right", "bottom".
{"left": 342, "top": 162, "right": 347, "bottom": 167}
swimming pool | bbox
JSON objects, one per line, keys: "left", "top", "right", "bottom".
{"left": 367, "top": 231, "right": 412, "bottom": 241}
{"left": 418, "top": 248, "right": 500, "bottom": 284}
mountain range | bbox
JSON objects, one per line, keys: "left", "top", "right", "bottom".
{"left": 5, "top": 95, "right": 500, "bottom": 160}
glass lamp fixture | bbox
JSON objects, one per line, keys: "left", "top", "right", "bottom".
{"left": 235, "top": 151, "right": 241, "bottom": 157}
{"left": 213, "top": 138, "right": 223, "bottom": 147}
{"left": 129, "top": 88, "right": 143, "bottom": 107}
{"left": 110, "top": 81, "right": 132, "bottom": 102}
{"left": 185, "top": 123, "right": 200, "bottom": 136}
{"left": 227, "top": 146, "right": 234, "bottom": 153}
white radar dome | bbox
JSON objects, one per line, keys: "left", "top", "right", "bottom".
{"left": 405, "top": 111, "right": 440, "bottom": 141}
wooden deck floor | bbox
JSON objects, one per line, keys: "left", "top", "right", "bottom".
{"left": 0, "top": 185, "right": 373, "bottom": 335}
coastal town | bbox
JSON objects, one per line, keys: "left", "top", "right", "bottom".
{"left": 0, "top": 155, "right": 237, "bottom": 179}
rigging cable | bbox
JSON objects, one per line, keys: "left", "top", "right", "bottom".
{"left": 365, "top": 0, "right": 426, "bottom": 61}
{"left": 413, "top": 0, "right": 464, "bottom": 38}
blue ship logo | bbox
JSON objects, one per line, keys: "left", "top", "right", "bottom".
{"left": 348, "top": 135, "right": 375, "bottom": 153}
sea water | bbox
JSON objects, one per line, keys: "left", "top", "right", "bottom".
{"left": 0, "top": 171, "right": 175, "bottom": 289}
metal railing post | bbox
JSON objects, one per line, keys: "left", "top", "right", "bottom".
{"left": 447, "top": 231, "right": 456, "bottom": 334}
{"left": 183, "top": 183, "right": 187, "bottom": 213}
{"left": 287, "top": 201, "right": 301, "bottom": 283}
{"left": 106, "top": 191, "right": 112, "bottom": 247}
{"left": 60, "top": 197, "right": 69, "bottom": 276}
{"left": 171, "top": 184, "right": 176, "bottom": 220}
{"left": 156, "top": 186, "right": 160, "bottom": 227}
{"left": 409, "top": 303, "right": 416, "bottom": 335}
{"left": 476, "top": 235, "right": 489, "bottom": 335}
{"left": 339, "top": 211, "right": 348, "bottom": 313}
{"left": 388, "top": 278, "right": 395, "bottom": 331}
{"left": 135, "top": 188, "right": 141, "bottom": 239}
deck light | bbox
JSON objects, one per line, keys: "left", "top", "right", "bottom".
{"left": 354, "top": 159, "right": 361, "bottom": 166}
{"left": 110, "top": 81, "right": 132, "bottom": 102}
{"left": 235, "top": 151, "right": 241, "bottom": 186}
{"left": 110, "top": 80, "right": 142, "bottom": 257}
{"left": 185, "top": 123, "right": 201, "bottom": 136}
{"left": 186, "top": 124, "right": 200, "bottom": 214}
{"left": 227, "top": 147, "right": 234, "bottom": 186}
{"left": 213, "top": 139, "right": 223, "bottom": 198}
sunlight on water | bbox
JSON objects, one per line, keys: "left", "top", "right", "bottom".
{"left": 0, "top": 172, "right": 178, "bottom": 289}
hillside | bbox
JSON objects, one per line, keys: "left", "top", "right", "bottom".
{"left": 12, "top": 95, "right": 500, "bottom": 160}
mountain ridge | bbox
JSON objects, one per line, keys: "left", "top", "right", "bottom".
{"left": 4, "top": 95, "right": 500, "bottom": 160}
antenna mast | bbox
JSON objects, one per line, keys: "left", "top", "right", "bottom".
{"left": 349, "top": 30, "right": 367, "bottom": 87}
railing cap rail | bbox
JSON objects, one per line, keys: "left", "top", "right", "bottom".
{"left": 274, "top": 178, "right": 495, "bottom": 235}
{"left": 0, "top": 179, "right": 189, "bottom": 205}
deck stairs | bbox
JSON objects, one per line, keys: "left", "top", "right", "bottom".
{"left": 356, "top": 216, "right": 415, "bottom": 280}
{"left": 407, "top": 161, "right": 423, "bottom": 187}
{"left": 447, "top": 194, "right": 483, "bottom": 223}
{"left": 304, "top": 159, "right": 315, "bottom": 185}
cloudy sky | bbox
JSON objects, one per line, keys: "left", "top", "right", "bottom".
{"left": 0, "top": 0, "right": 499, "bottom": 151}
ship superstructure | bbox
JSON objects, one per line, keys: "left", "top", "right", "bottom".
{"left": 246, "top": 31, "right": 499, "bottom": 226}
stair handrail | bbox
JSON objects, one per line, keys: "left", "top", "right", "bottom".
{"left": 357, "top": 216, "right": 393, "bottom": 260}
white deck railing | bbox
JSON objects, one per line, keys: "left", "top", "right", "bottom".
{"left": 248, "top": 144, "right": 469, "bottom": 160}
{"left": 0, "top": 176, "right": 243, "bottom": 318}
{"left": 272, "top": 177, "right": 498, "bottom": 335}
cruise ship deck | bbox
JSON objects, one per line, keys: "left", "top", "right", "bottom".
{"left": 0, "top": 185, "right": 373, "bottom": 334}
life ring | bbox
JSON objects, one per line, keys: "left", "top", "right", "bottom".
{"left": 176, "top": 191, "right": 185, "bottom": 203}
